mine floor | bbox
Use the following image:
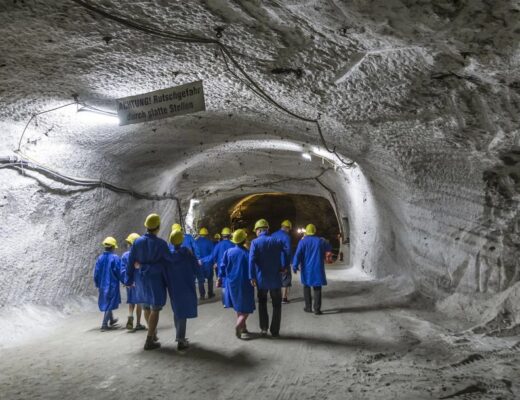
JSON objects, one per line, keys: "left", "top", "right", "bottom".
{"left": 1, "top": 266, "right": 519, "bottom": 400}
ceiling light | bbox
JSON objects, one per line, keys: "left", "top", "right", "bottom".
{"left": 302, "top": 152, "right": 312, "bottom": 161}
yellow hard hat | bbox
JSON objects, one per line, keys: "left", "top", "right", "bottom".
{"left": 169, "top": 230, "right": 184, "bottom": 246}
{"left": 281, "top": 220, "right": 292, "bottom": 229}
{"left": 254, "top": 219, "right": 269, "bottom": 230}
{"left": 171, "top": 223, "right": 183, "bottom": 232}
{"left": 305, "top": 224, "right": 316, "bottom": 236}
{"left": 231, "top": 229, "right": 247, "bottom": 244}
{"left": 199, "top": 227, "right": 209, "bottom": 236}
{"left": 144, "top": 213, "right": 161, "bottom": 230}
{"left": 214, "top": 233, "right": 221, "bottom": 240}
{"left": 125, "top": 233, "right": 140, "bottom": 245}
{"left": 102, "top": 236, "right": 118, "bottom": 249}
{"left": 221, "top": 227, "right": 232, "bottom": 236}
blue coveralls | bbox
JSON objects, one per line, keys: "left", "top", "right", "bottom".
{"left": 271, "top": 229, "right": 292, "bottom": 288}
{"left": 181, "top": 233, "right": 200, "bottom": 259}
{"left": 94, "top": 251, "right": 121, "bottom": 327}
{"left": 292, "top": 235, "right": 328, "bottom": 312}
{"left": 248, "top": 231, "right": 289, "bottom": 334}
{"left": 220, "top": 244, "right": 255, "bottom": 314}
{"left": 209, "top": 238, "right": 234, "bottom": 305}
{"left": 164, "top": 245, "right": 203, "bottom": 341}
{"left": 195, "top": 236, "right": 215, "bottom": 297}
{"left": 121, "top": 249, "right": 143, "bottom": 305}
{"left": 126, "top": 233, "right": 172, "bottom": 310}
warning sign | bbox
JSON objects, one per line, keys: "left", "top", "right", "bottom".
{"left": 116, "top": 80, "right": 205, "bottom": 126}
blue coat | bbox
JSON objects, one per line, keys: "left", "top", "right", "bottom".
{"left": 127, "top": 233, "right": 172, "bottom": 307}
{"left": 195, "top": 236, "right": 214, "bottom": 278}
{"left": 292, "top": 236, "right": 328, "bottom": 287}
{"left": 164, "top": 246, "right": 202, "bottom": 319}
{"left": 248, "top": 232, "right": 289, "bottom": 290}
{"left": 211, "top": 239, "right": 235, "bottom": 276}
{"left": 271, "top": 229, "right": 292, "bottom": 267}
{"left": 121, "top": 250, "right": 143, "bottom": 304}
{"left": 94, "top": 251, "right": 121, "bottom": 312}
{"left": 220, "top": 245, "right": 255, "bottom": 313}
{"left": 182, "top": 233, "right": 200, "bottom": 259}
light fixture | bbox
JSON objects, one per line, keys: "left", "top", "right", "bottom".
{"left": 302, "top": 152, "right": 312, "bottom": 161}
{"left": 76, "top": 105, "right": 119, "bottom": 124}
{"left": 190, "top": 199, "right": 200, "bottom": 205}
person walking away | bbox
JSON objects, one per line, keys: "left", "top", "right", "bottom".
{"left": 165, "top": 230, "right": 203, "bottom": 350}
{"left": 271, "top": 220, "right": 293, "bottom": 304}
{"left": 120, "top": 233, "right": 146, "bottom": 331}
{"left": 292, "top": 224, "right": 328, "bottom": 315}
{"left": 126, "top": 213, "right": 172, "bottom": 350}
{"left": 195, "top": 227, "right": 215, "bottom": 300}
{"left": 249, "top": 219, "right": 290, "bottom": 337}
{"left": 210, "top": 227, "right": 234, "bottom": 306}
{"left": 213, "top": 233, "right": 221, "bottom": 244}
{"left": 94, "top": 237, "right": 121, "bottom": 331}
{"left": 170, "top": 223, "right": 200, "bottom": 259}
{"left": 218, "top": 229, "right": 254, "bottom": 340}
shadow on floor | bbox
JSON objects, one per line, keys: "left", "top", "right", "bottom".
{"left": 321, "top": 300, "right": 412, "bottom": 314}
{"left": 152, "top": 343, "right": 258, "bottom": 368}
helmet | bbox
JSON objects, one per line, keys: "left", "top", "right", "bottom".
{"left": 199, "top": 227, "right": 209, "bottom": 236}
{"left": 221, "top": 227, "right": 232, "bottom": 236}
{"left": 231, "top": 229, "right": 247, "bottom": 244}
{"left": 281, "top": 220, "right": 292, "bottom": 229}
{"left": 254, "top": 219, "right": 269, "bottom": 230}
{"left": 171, "top": 223, "right": 183, "bottom": 232}
{"left": 144, "top": 213, "right": 160, "bottom": 230}
{"left": 214, "top": 233, "right": 221, "bottom": 240}
{"left": 102, "top": 236, "right": 118, "bottom": 249}
{"left": 125, "top": 233, "right": 140, "bottom": 245}
{"left": 305, "top": 224, "right": 316, "bottom": 236}
{"left": 169, "top": 230, "right": 184, "bottom": 246}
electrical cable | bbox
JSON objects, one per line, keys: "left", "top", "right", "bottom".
{"left": 68, "top": 0, "right": 354, "bottom": 168}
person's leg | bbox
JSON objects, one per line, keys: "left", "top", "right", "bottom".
{"left": 108, "top": 310, "right": 117, "bottom": 325}
{"left": 313, "top": 286, "right": 322, "bottom": 314}
{"left": 303, "top": 286, "right": 312, "bottom": 311}
{"left": 207, "top": 269, "right": 215, "bottom": 298}
{"left": 257, "top": 289, "right": 269, "bottom": 333}
{"left": 102, "top": 311, "right": 111, "bottom": 328}
{"left": 135, "top": 304, "right": 143, "bottom": 326}
{"left": 144, "top": 308, "right": 161, "bottom": 350}
{"left": 174, "top": 315, "right": 187, "bottom": 341}
{"left": 126, "top": 304, "right": 135, "bottom": 329}
{"left": 270, "top": 289, "right": 282, "bottom": 336}
{"left": 128, "top": 304, "right": 135, "bottom": 316}
{"left": 198, "top": 279, "right": 206, "bottom": 299}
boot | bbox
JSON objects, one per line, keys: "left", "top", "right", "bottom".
{"left": 126, "top": 316, "right": 134, "bottom": 330}
{"left": 144, "top": 336, "right": 161, "bottom": 350}
{"left": 133, "top": 323, "right": 146, "bottom": 331}
{"left": 109, "top": 318, "right": 119, "bottom": 327}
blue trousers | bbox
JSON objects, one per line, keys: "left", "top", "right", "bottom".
{"left": 198, "top": 268, "right": 214, "bottom": 297}
{"left": 174, "top": 315, "right": 187, "bottom": 341}
{"left": 102, "top": 310, "right": 114, "bottom": 327}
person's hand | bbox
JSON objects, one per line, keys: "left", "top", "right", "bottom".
{"left": 250, "top": 279, "right": 257, "bottom": 287}
{"left": 198, "top": 260, "right": 202, "bottom": 266}
{"left": 134, "top": 262, "right": 141, "bottom": 269}
{"left": 216, "top": 278, "right": 222, "bottom": 288}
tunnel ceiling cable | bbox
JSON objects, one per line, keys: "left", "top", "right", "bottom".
{"left": 68, "top": 0, "right": 354, "bottom": 168}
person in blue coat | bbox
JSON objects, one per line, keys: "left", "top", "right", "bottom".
{"left": 120, "top": 233, "right": 146, "bottom": 331}
{"left": 171, "top": 223, "right": 201, "bottom": 259}
{"left": 195, "top": 227, "right": 215, "bottom": 299}
{"left": 292, "top": 224, "right": 328, "bottom": 315}
{"left": 271, "top": 219, "right": 293, "bottom": 304}
{"left": 249, "top": 219, "right": 290, "bottom": 337}
{"left": 219, "top": 229, "right": 255, "bottom": 340}
{"left": 165, "top": 230, "right": 203, "bottom": 350}
{"left": 209, "top": 227, "right": 234, "bottom": 306}
{"left": 94, "top": 236, "right": 121, "bottom": 331}
{"left": 126, "top": 213, "right": 173, "bottom": 350}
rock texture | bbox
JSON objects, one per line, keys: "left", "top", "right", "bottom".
{"left": 0, "top": 0, "right": 519, "bottom": 328}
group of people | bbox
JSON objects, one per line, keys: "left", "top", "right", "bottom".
{"left": 93, "top": 213, "right": 331, "bottom": 350}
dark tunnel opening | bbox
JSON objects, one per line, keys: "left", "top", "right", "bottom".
{"left": 196, "top": 193, "right": 342, "bottom": 257}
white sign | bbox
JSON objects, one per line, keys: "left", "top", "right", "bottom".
{"left": 116, "top": 80, "right": 205, "bottom": 126}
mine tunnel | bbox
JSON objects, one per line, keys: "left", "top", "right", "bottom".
{"left": 1, "top": 1, "right": 520, "bottom": 399}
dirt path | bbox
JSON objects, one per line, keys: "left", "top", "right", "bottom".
{"left": 1, "top": 273, "right": 519, "bottom": 399}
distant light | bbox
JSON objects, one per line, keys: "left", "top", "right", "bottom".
{"left": 191, "top": 199, "right": 200, "bottom": 205}
{"left": 77, "top": 106, "right": 119, "bottom": 124}
{"left": 302, "top": 152, "right": 312, "bottom": 161}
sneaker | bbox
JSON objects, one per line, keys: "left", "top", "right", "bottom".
{"left": 126, "top": 316, "right": 134, "bottom": 330}
{"left": 177, "top": 339, "right": 190, "bottom": 351}
{"left": 240, "top": 331, "right": 253, "bottom": 340}
{"left": 260, "top": 330, "right": 268, "bottom": 336}
{"left": 133, "top": 323, "right": 146, "bottom": 331}
{"left": 282, "top": 298, "right": 290, "bottom": 304}
{"left": 144, "top": 338, "right": 161, "bottom": 350}
{"left": 303, "top": 308, "right": 312, "bottom": 313}
{"left": 314, "top": 310, "right": 323, "bottom": 315}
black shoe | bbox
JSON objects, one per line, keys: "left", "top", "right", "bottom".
{"left": 133, "top": 323, "right": 146, "bottom": 331}
{"left": 109, "top": 318, "right": 119, "bottom": 327}
{"left": 126, "top": 316, "right": 134, "bottom": 330}
{"left": 271, "top": 332, "right": 280, "bottom": 338}
{"left": 177, "top": 339, "right": 190, "bottom": 350}
{"left": 282, "top": 298, "right": 290, "bottom": 304}
{"left": 314, "top": 310, "right": 323, "bottom": 315}
{"left": 144, "top": 337, "right": 161, "bottom": 350}
{"left": 303, "top": 308, "right": 312, "bottom": 313}
{"left": 199, "top": 295, "right": 206, "bottom": 301}
{"left": 208, "top": 293, "right": 216, "bottom": 299}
